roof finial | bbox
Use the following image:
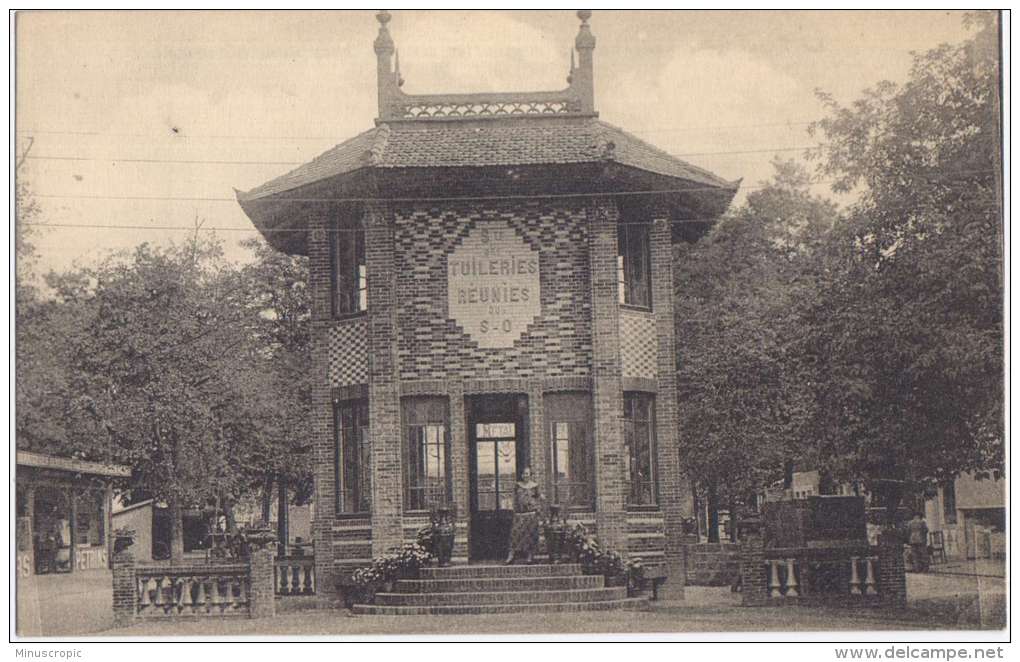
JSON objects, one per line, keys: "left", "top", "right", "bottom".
{"left": 394, "top": 49, "right": 404, "bottom": 87}
{"left": 572, "top": 11, "right": 595, "bottom": 113}
{"left": 575, "top": 10, "right": 596, "bottom": 51}
{"left": 374, "top": 10, "right": 394, "bottom": 54}
{"left": 374, "top": 10, "right": 398, "bottom": 119}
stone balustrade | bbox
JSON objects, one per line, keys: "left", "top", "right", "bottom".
{"left": 136, "top": 564, "right": 250, "bottom": 618}
{"left": 762, "top": 555, "right": 879, "bottom": 599}
{"left": 112, "top": 547, "right": 277, "bottom": 624}
{"left": 274, "top": 556, "right": 316, "bottom": 595}
{"left": 739, "top": 530, "right": 906, "bottom": 609}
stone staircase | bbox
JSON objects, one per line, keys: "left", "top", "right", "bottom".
{"left": 352, "top": 563, "right": 648, "bottom": 615}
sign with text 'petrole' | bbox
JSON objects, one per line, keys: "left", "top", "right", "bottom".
{"left": 447, "top": 220, "right": 541, "bottom": 349}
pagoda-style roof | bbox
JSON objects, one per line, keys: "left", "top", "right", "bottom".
{"left": 237, "top": 11, "right": 739, "bottom": 255}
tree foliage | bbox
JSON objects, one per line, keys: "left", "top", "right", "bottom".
{"left": 16, "top": 232, "right": 313, "bottom": 559}
{"left": 805, "top": 12, "right": 1003, "bottom": 505}
{"left": 676, "top": 14, "right": 1002, "bottom": 525}
{"left": 676, "top": 160, "right": 837, "bottom": 516}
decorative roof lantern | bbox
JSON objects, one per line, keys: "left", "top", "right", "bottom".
{"left": 374, "top": 9, "right": 597, "bottom": 121}
{"left": 236, "top": 10, "right": 740, "bottom": 255}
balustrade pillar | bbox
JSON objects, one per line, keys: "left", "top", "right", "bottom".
{"left": 864, "top": 556, "right": 878, "bottom": 595}
{"left": 768, "top": 560, "right": 782, "bottom": 598}
{"left": 849, "top": 556, "right": 862, "bottom": 595}
{"left": 784, "top": 559, "right": 799, "bottom": 597}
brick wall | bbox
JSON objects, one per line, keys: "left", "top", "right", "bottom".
{"left": 588, "top": 200, "right": 627, "bottom": 552}
{"left": 878, "top": 531, "right": 907, "bottom": 608}
{"left": 683, "top": 542, "right": 741, "bottom": 586}
{"left": 392, "top": 201, "right": 593, "bottom": 381}
{"left": 620, "top": 310, "right": 656, "bottom": 380}
{"left": 366, "top": 202, "right": 404, "bottom": 556}
{"left": 248, "top": 548, "right": 276, "bottom": 619}
{"left": 626, "top": 513, "right": 666, "bottom": 565}
{"left": 111, "top": 550, "right": 136, "bottom": 627}
{"left": 307, "top": 205, "right": 341, "bottom": 598}
{"left": 650, "top": 215, "right": 687, "bottom": 599}
{"left": 307, "top": 196, "right": 689, "bottom": 580}
{"left": 739, "top": 532, "right": 768, "bottom": 606}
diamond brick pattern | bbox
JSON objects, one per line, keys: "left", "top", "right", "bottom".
{"left": 393, "top": 203, "right": 593, "bottom": 381}
{"left": 328, "top": 319, "right": 369, "bottom": 387}
{"left": 620, "top": 310, "right": 657, "bottom": 380}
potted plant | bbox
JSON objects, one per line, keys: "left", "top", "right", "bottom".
{"left": 543, "top": 505, "right": 569, "bottom": 563}
{"left": 113, "top": 527, "right": 136, "bottom": 555}
{"left": 430, "top": 506, "right": 456, "bottom": 567}
{"left": 625, "top": 557, "right": 645, "bottom": 596}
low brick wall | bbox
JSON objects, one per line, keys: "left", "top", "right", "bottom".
{"left": 737, "top": 531, "right": 907, "bottom": 609}
{"left": 683, "top": 542, "right": 741, "bottom": 586}
{"left": 111, "top": 547, "right": 277, "bottom": 622}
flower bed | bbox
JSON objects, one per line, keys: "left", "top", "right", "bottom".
{"left": 341, "top": 530, "right": 435, "bottom": 607}
{"left": 562, "top": 524, "right": 644, "bottom": 595}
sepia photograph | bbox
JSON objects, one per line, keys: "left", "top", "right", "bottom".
{"left": 10, "top": 7, "right": 1007, "bottom": 649}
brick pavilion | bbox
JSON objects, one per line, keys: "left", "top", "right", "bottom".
{"left": 237, "top": 10, "right": 738, "bottom": 601}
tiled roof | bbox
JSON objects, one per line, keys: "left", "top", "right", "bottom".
{"left": 240, "top": 127, "right": 380, "bottom": 200}
{"left": 238, "top": 117, "right": 737, "bottom": 202}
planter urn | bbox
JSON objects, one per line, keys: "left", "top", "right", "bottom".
{"left": 433, "top": 507, "right": 456, "bottom": 567}
{"left": 544, "top": 505, "right": 568, "bottom": 563}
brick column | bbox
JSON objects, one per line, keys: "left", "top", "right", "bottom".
{"left": 111, "top": 550, "right": 136, "bottom": 627}
{"left": 448, "top": 381, "right": 469, "bottom": 562}
{"left": 307, "top": 206, "right": 338, "bottom": 598}
{"left": 588, "top": 199, "right": 627, "bottom": 550}
{"left": 248, "top": 547, "right": 276, "bottom": 619}
{"left": 739, "top": 531, "right": 768, "bottom": 606}
{"left": 366, "top": 202, "right": 404, "bottom": 556}
{"left": 651, "top": 216, "right": 685, "bottom": 599}
{"left": 527, "top": 382, "right": 546, "bottom": 492}
{"left": 878, "top": 531, "right": 907, "bottom": 609}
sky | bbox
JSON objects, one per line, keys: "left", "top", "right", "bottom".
{"left": 15, "top": 9, "right": 978, "bottom": 275}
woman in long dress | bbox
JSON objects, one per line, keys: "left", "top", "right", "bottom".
{"left": 505, "top": 466, "right": 543, "bottom": 565}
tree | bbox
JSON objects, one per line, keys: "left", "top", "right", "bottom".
{"left": 60, "top": 237, "right": 256, "bottom": 561}
{"left": 805, "top": 12, "right": 1003, "bottom": 520}
{"left": 231, "top": 237, "right": 313, "bottom": 539}
{"left": 675, "top": 160, "right": 837, "bottom": 538}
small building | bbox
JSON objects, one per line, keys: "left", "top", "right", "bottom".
{"left": 237, "top": 11, "right": 737, "bottom": 598}
{"left": 925, "top": 471, "right": 1005, "bottom": 560}
{"left": 15, "top": 450, "right": 131, "bottom": 577}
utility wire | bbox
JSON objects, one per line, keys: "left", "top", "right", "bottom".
{"left": 28, "top": 166, "right": 998, "bottom": 205}
{"left": 24, "top": 145, "right": 821, "bottom": 167}
{"left": 23, "top": 201, "right": 1001, "bottom": 234}
{"left": 13, "top": 119, "right": 817, "bottom": 141}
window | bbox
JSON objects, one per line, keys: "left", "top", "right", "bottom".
{"left": 623, "top": 392, "right": 656, "bottom": 506}
{"left": 545, "top": 392, "right": 594, "bottom": 510}
{"left": 333, "top": 221, "right": 367, "bottom": 316}
{"left": 402, "top": 397, "right": 451, "bottom": 511}
{"left": 942, "top": 480, "right": 957, "bottom": 525}
{"left": 617, "top": 221, "right": 651, "bottom": 308}
{"left": 335, "top": 399, "right": 370, "bottom": 514}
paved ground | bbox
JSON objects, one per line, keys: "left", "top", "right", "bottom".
{"left": 17, "top": 569, "right": 1006, "bottom": 638}
{"left": 16, "top": 569, "right": 115, "bottom": 637}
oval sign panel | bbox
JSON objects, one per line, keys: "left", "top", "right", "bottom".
{"left": 447, "top": 220, "right": 541, "bottom": 349}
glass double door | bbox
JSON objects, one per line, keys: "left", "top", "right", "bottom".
{"left": 467, "top": 395, "right": 527, "bottom": 561}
